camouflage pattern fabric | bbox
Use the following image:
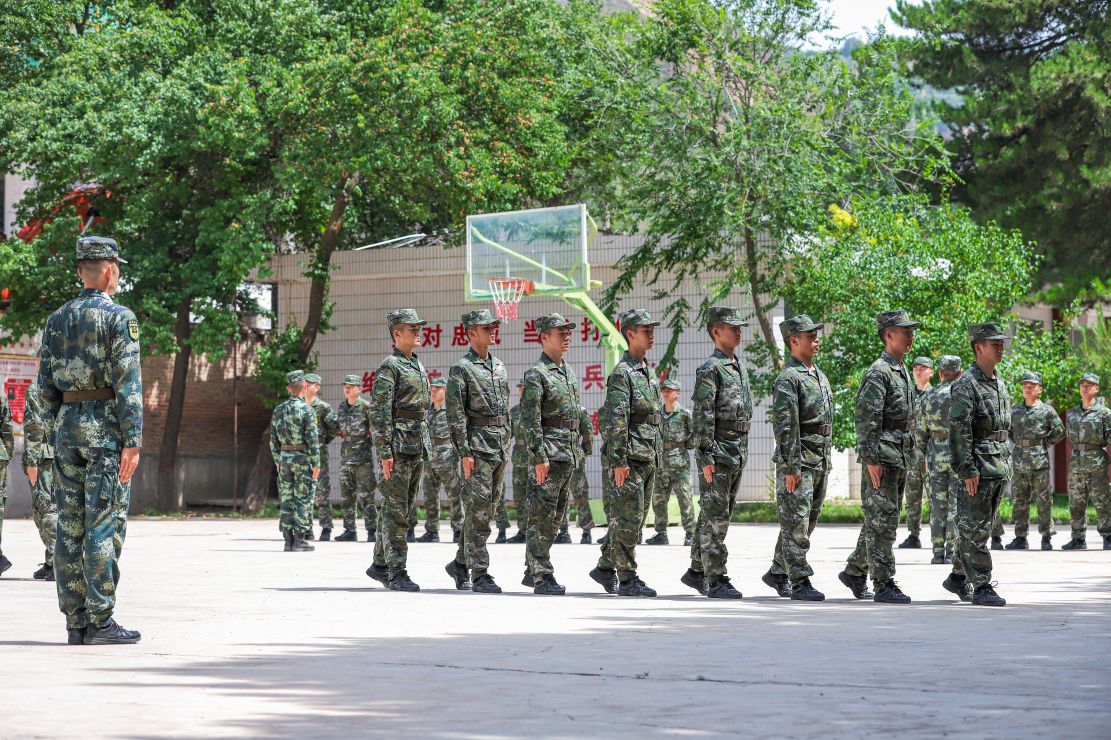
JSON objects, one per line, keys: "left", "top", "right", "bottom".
{"left": 1010, "top": 401, "right": 1065, "bottom": 538}
{"left": 914, "top": 380, "right": 961, "bottom": 565}
{"left": 37, "top": 287, "right": 144, "bottom": 629}
{"left": 416, "top": 404, "right": 456, "bottom": 534}
{"left": 21, "top": 384, "right": 58, "bottom": 560}
{"left": 0, "top": 392, "right": 11, "bottom": 555}
{"left": 310, "top": 397, "right": 339, "bottom": 529}
{"left": 338, "top": 395, "right": 378, "bottom": 532}
{"left": 570, "top": 407, "right": 595, "bottom": 531}
{"left": 372, "top": 455, "right": 424, "bottom": 576}
{"left": 510, "top": 404, "right": 529, "bottom": 531}
{"left": 689, "top": 348, "right": 752, "bottom": 579}
{"left": 1065, "top": 402, "right": 1111, "bottom": 539}
{"left": 948, "top": 362, "right": 1012, "bottom": 588}
{"left": 270, "top": 396, "right": 320, "bottom": 535}
{"left": 651, "top": 404, "right": 695, "bottom": 534}
{"left": 902, "top": 385, "right": 931, "bottom": 534}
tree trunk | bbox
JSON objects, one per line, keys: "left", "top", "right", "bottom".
{"left": 156, "top": 295, "right": 193, "bottom": 511}
{"left": 243, "top": 425, "right": 275, "bottom": 514}
{"left": 297, "top": 170, "right": 361, "bottom": 363}
{"left": 744, "top": 225, "right": 782, "bottom": 370}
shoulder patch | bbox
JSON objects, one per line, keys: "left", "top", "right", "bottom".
{"left": 127, "top": 320, "right": 140, "bottom": 341}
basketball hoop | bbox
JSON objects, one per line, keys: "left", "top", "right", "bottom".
{"left": 488, "top": 277, "right": 533, "bottom": 321}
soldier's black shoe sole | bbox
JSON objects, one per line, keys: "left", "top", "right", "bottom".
{"left": 589, "top": 567, "right": 618, "bottom": 594}
{"left": 445, "top": 560, "right": 471, "bottom": 590}
{"left": 761, "top": 572, "right": 792, "bottom": 598}
{"left": 680, "top": 568, "right": 705, "bottom": 594}
{"left": 366, "top": 564, "right": 390, "bottom": 586}
{"left": 1005, "top": 538, "right": 1028, "bottom": 549}
{"left": 0, "top": 556, "right": 12, "bottom": 576}
{"left": 942, "top": 575, "right": 972, "bottom": 602}
{"left": 84, "top": 622, "right": 141, "bottom": 645}
{"left": 838, "top": 571, "right": 871, "bottom": 600}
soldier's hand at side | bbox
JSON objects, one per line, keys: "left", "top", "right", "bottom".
{"left": 312, "top": 467, "right": 320, "bottom": 481}
{"left": 382, "top": 458, "right": 394, "bottom": 481}
{"left": 462, "top": 456, "right": 475, "bottom": 479}
{"left": 867, "top": 464, "right": 883, "bottom": 489}
{"left": 614, "top": 466, "right": 630, "bottom": 488}
{"left": 702, "top": 464, "right": 715, "bottom": 484}
{"left": 27, "top": 466, "right": 38, "bottom": 487}
{"left": 964, "top": 475, "right": 979, "bottom": 496}
{"left": 784, "top": 474, "right": 800, "bottom": 493}
{"left": 535, "top": 462, "right": 550, "bottom": 485}
{"left": 120, "top": 447, "right": 140, "bottom": 484}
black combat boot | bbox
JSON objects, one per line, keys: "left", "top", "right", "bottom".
{"left": 33, "top": 562, "right": 54, "bottom": 580}
{"left": 644, "top": 531, "right": 669, "bottom": 545}
{"left": 84, "top": 618, "right": 141, "bottom": 645}
{"left": 521, "top": 570, "right": 535, "bottom": 588}
{"left": 1061, "top": 537, "right": 1086, "bottom": 550}
{"left": 873, "top": 580, "right": 911, "bottom": 604}
{"left": 680, "top": 568, "right": 705, "bottom": 594}
{"left": 589, "top": 566, "right": 617, "bottom": 594}
{"left": 0, "top": 554, "right": 13, "bottom": 576}
{"left": 761, "top": 569, "right": 792, "bottom": 598}
{"left": 388, "top": 570, "right": 420, "bottom": 592}
{"left": 406, "top": 526, "right": 416, "bottom": 543}
{"left": 705, "top": 577, "right": 742, "bottom": 599}
{"left": 1104, "top": 535, "right": 1111, "bottom": 550}
{"left": 897, "top": 533, "right": 921, "bottom": 549}
{"left": 365, "top": 563, "right": 389, "bottom": 586}
{"left": 838, "top": 570, "right": 873, "bottom": 600}
{"left": 495, "top": 528, "right": 507, "bottom": 544}
{"left": 505, "top": 530, "right": 526, "bottom": 544}
{"left": 305, "top": 529, "right": 315, "bottom": 541}
{"left": 598, "top": 532, "right": 608, "bottom": 546}
{"left": 971, "top": 583, "right": 1006, "bottom": 607}
{"left": 790, "top": 578, "right": 825, "bottom": 601}
{"left": 533, "top": 574, "right": 566, "bottom": 595}
{"left": 366, "top": 529, "right": 376, "bottom": 543}
{"left": 990, "top": 536, "right": 1003, "bottom": 550}
{"left": 292, "top": 533, "right": 315, "bottom": 552}
{"left": 452, "top": 529, "right": 461, "bottom": 543}
{"left": 1005, "top": 537, "right": 1028, "bottom": 550}
{"left": 683, "top": 532, "right": 693, "bottom": 546}
{"left": 554, "top": 528, "right": 572, "bottom": 544}
{"left": 942, "top": 573, "right": 972, "bottom": 602}
{"left": 580, "top": 531, "right": 592, "bottom": 545}
{"left": 319, "top": 528, "right": 331, "bottom": 542}
{"left": 472, "top": 573, "right": 502, "bottom": 593}
{"left": 283, "top": 531, "right": 294, "bottom": 552}
{"left": 618, "top": 577, "right": 657, "bottom": 597}
{"left": 67, "top": 627, "right": 86, "bottom": 645}
{"left": 445, "top": 560, "right": 471, "bottom": 590}
{"left": 416, "top": 530, "right": 439, "bottom": 543}
{"left": 334, "top": 529, "right": 358, "bottom": 542}
{"left": 930, "top": 553, "right": 946, "bottom": 565}
{"left": 1041, "top": 535, "right": 1053, "bottom": 550}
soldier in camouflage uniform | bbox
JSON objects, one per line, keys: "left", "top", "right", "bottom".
{"left": 22, "top": 383, "right": 59, "bottom": 580}
{"left": 681, "top": 306, "right": 752, "bottom": 600}
{"left": 1062, "top": 373, "right": 1111, "bottom": 551}
{"left": 418, "top": 378, "right": 462, "bottom": 544}
{"left": 646, "top": 378, "right": 695, "bottom": 548}
{"left": 37, "top": 236, "right": 143, "bottom": 644}
{"left": 569, "top": 406, "right": 596, "bottom": 544}
{"left": 898, "top": 357, "right": 934, "bottom": 549}
{"left": 914, "top": 355, "right": 964, "bottom": 565}
{"left": 270, "top": 370, "right": 321, "bottom": 553}
{"left": 521, "top": 313, "right": 582, "bottom": 595}
{"left": 1005, "top": 371, "right": 1065, "bottom": 550}
{"left": 364, "top": 309, "right": 431, "bottom": 592}
{"left": 0, "top": 388, "right": 12, "bottom": 578}
{"left": 505, "top": 382, "right": 528, "bottom": 544}
{"left": 761, "top": 315, "right": 832, "bottom": 601}
{"left": 444, "top": 308, "right": 512, "bottom": 593}
{"left": 335, "top": 374, "right": 377, "bottom": 542}
{"left": 839, "top": 309, "right": 920, "bottom": 605}
{"left": 589, "top": 309, "right": 662, "bottom": 597}
{"left": 303, "top": 373, "right": 338, "bottom": 540}
{"left": 941, "top": 323, "right": 1012, "bottom": 606}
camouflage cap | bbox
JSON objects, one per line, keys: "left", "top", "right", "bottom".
{"left": 462, "top": 308, "right": 500, "bottom": 328}
{"left": 1019, "top": 370, "right": 1042, "bottom": 385}
{"left": 779, "top": 314, "right": 823, "bottom": 342}
{"left": 617, "top": 308, "right": 661, "bottom": 331}
{"left": 876, "top": 309, "right": 920, "bottom": 331}
{"left": 430, "top": 377, "right": 447, "bottom": 387}
{"left": 707, "top": 306, "right": 748, "bottom": 327}
{"left": 285, "top": 370, "right": 305, "bottom": 384}
{"left": 303, "top": 372, "right": 322, "bottom": 384}
{"left": 968, "top": 322, "right": 1009, "bottom": 343}
{"left": 939, "top": 355, "right": 962, "bottom": 372}
{"left": 342, "top": 374, "right": 361, "bottom": 386}
{"left": 387, "top": 308, "right": 427, "bottom": 329}
{"left": 911, "top": 356, "right": 934, "bottom": 369}
{"left": 1080, "top": 372, "right": 1101, "bottom": 387}
{"left": 662, "top": 378, "right": 681, "bottom": 391}
{"left": 535, "top": 312, "right": 575, "bottom": 333}
{"left": 76, "top": 236, "right": 127, "bottom": 263}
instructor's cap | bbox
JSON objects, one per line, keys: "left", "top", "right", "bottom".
{"left": 462, "top": 308, "right": 500, "bottom": 328}
{"left": 939, "top": 355, "right": 962, "bottom": 372}
{"left": 1080, "top": 372, "right": 1101, "bottom": 387}
{"left": 285, "top": 370, "right": 305, "bottom": 384}
{"left": 387, "top": 308, "right": 427, "bottom": 329}
{"left": 303, "top": 373, "right": 322, "bottom": 384}
{"left": 968, "top": 322, "right": 1009, "bottom": 343}
{"left": 1019, "top": 371, "right": 1042, "bottom": 385}
{"left": 535, "top": 313, "right": 575, "bottom": 333}
{"left": 617, "top": 308, "right": 661, "bottom": 330}
{"left": 707, "top": 306, "right": 748, "bottom": 327}
{"left": 430, "top": 377, "right": 447, "bottom": 388}
{"left": 76, "top": 236, "right": 127, "bottom": 263}
{"left": 876, "top": 309, "right": 920, "bottom": 331}
{"left": 779, "top": 314, "right": 823, "bottom": 342}
{"left": 912, "top": 356, "right": 934, "bottom": 369}
{"left": 662, "top": 378, "right": 681, "bottom": 391}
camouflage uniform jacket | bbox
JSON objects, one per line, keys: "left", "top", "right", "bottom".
{"left": 771, "top": 356, "right": 833, "bottom": 475}
{"left": 660, "top": 405, "right": 694, "bottom": 470}
{"left": 0, "top": 392, "right": 12, "bottom": 462}
{"left": 269, "top": 396, "right": 320, "bottom": 466}
{"left": 510, "top": 404, "right": 528, "bottom": 466}
{"left": 37, "top": 288, "right": 143, "bottom": 450}
{"left": 311, "top": 398, "right": 339, "bottom": 448}
{"left": 520, "top": 352, "right": 582, "bottom": 466}
{"left": 1066, "top": 403, "right": 1111, "bottom": 472}
{"left": 855, "top": 351, "right": 914, "bottom": 469}
{"left": 447, "top": 348, "right": 511, "bottom": 460}
{"left": 692, "top": 348, "right": 753, "bottom": 469}
{"left": 914, "top": 380, "right": 956, "bottom": 473}
{"left": 910, "top": 385, "right": 930, "bottom": 437}
{"left": 600, "top": 351, "right": 662, "bottom": 467}
{"left": 948, "top": 363, "right": 1012, "bottom": 480}
{"left": 426, "top": 403, "right": 459, "bottom": 467}
{"left": 579, "top": 406, "right": 594, "bottom": 457}
{"left": 21, "top": 383, "right": 54, "bottom": 468}
{"left": 371, "top": 349, "right": 431, "bottom": 460}
{"left": 1010, "top": 401, "right": 1065, "bottom": 471}
{"left": 337, "top": 396, "right": 374, "bottom": 463}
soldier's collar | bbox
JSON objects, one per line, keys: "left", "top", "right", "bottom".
{"left": 712, "top": 348, "right": 738, "bottom": 363}
{"left": 621, "top": 351, "right": 649, "bottom": 369}
{"left": 79, "top": 287, "right": 109, "bottom": 298}
{"left": 880, "top": 351, "right": 905, "bottom": 369}
{"left": 465, "top": 347, "right": 496, "bottom": 364}
{"left": 540, "top": 351, "right": 565, "bottom": 368}
{"left": 785, "top": 356, "right": 816, "bottom": 372}
{"left": 391, "top": 348, "right": 419, "bottom": 361}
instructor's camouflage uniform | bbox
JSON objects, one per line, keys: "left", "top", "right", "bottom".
{"left": 270, "top": 371, "right": 320, "bottom": 537}
{"left": 337, "top": 374, "right": 378, "bottom": 536}
{"left": 21, "top": 384, "right": 59, "bottom": 574}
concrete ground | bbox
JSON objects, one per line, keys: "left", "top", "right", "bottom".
{"left": 1, "top": 518, "right": 1109, "bottom": 739}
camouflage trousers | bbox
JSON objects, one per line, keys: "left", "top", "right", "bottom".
{"left": 512, "top": 454, "right": 529, "bottom": 532}
{"left": 845, "top": 463, "right": 906, "bottom": 585}
{"left": 312, "top": 449, "right": 333, "bottom": 530}
{"left": 1011, "top": 466, "right": 1055, "bottom": 538}
{"left": 0, "top": 463, "right": 6, "bottom": 552}
{"left": 23, "top": 460, "right": 59, "bottom": 560}
{"left": 525, "top": 460, "right": 574, "bottom": 577}
{"left": 1067, "top": 466, "right": 1111, "bottom": 540}
{"left": 277, "top": 452, "right": 314, "bottom": 535}
{"left": 954, "top": 476, "right": 1006, "bottom": 588}
{"left": 373, "top": 454, "right": 423, "bottom": 578}
{"left": 455, "top": 455, "right": 507, "bottom": 577}
{"left": 340, "top": 458, "right": 378, "bottom": 533}
{"left": 927, "top": 467, "right": 960, "bottom": 568}
{"left": 690, "top": 458, "right": 746, "bottom": 580}
{"left": 52, "top": 446, "right": 130, "bottom": 630}
{"left": 903, "top": 449, "right": 926, "bottom": 534}
{"left": 651, "top": 464, "right": 695, "bottom": 534}
{"left": 416, "top": 458, "right": 464, "bottom": 535}
{"left": 769, "top": 466, "right": 827, "bottom": 582}
{"left": 596, "top": 460, "right": 656, "bottom": 581}
{"left": 569, "top": 460, "right": 594, "bottom": 531}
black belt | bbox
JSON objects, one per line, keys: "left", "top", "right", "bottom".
{"left": 930, "top": 431, "right": 949, "bottom": 440}
{"left": 280, "top": 444, "right": 308, "bottom": 452}
{"left": 882, "top": 419, "right": 909, "bottom": 432}
{"left": 541, "top": 418, "right": 577, "bottom": 430}
{"left": 799, "top": 422, "right": 832, "bottom": 436}
{"left": 663, "top": 441, "right": 686, "bottom": 450}
{"left": 1073, "top": 442, "right": 1104, "bottom": 452}
{"left": 468, "top": 414, "right": 508, "bottom": 426}
{"left": 1013, "top": 438, "right": 1041, "bottom": 447}
{"left": 981, "top": 430, "right": 1009, "bottom": 442}
{"left": 62, "top": 388, "right": 115, "bottom": 403}
{"left": 394, "top": 408, "right": 426, "bottom": 421}
{"left": 630, "top": 412, "right": 661, "bottom": 425}
{"left": 715, "top": 419, "right": 750, "bottom": 433}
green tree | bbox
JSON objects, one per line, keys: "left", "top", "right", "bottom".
{"left": 1000, "top": 308, "right": 1086, "bottom": 413}
{"left": 893, "top": 0, "right": 1111, "bottom": 299}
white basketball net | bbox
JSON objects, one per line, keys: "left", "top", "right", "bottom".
{"left": 489, "top": 278, "right": 529, "bottom": 321}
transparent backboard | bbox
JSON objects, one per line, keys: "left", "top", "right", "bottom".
{"left": 465, "top": 204, "right": 593, "bottom": 300}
